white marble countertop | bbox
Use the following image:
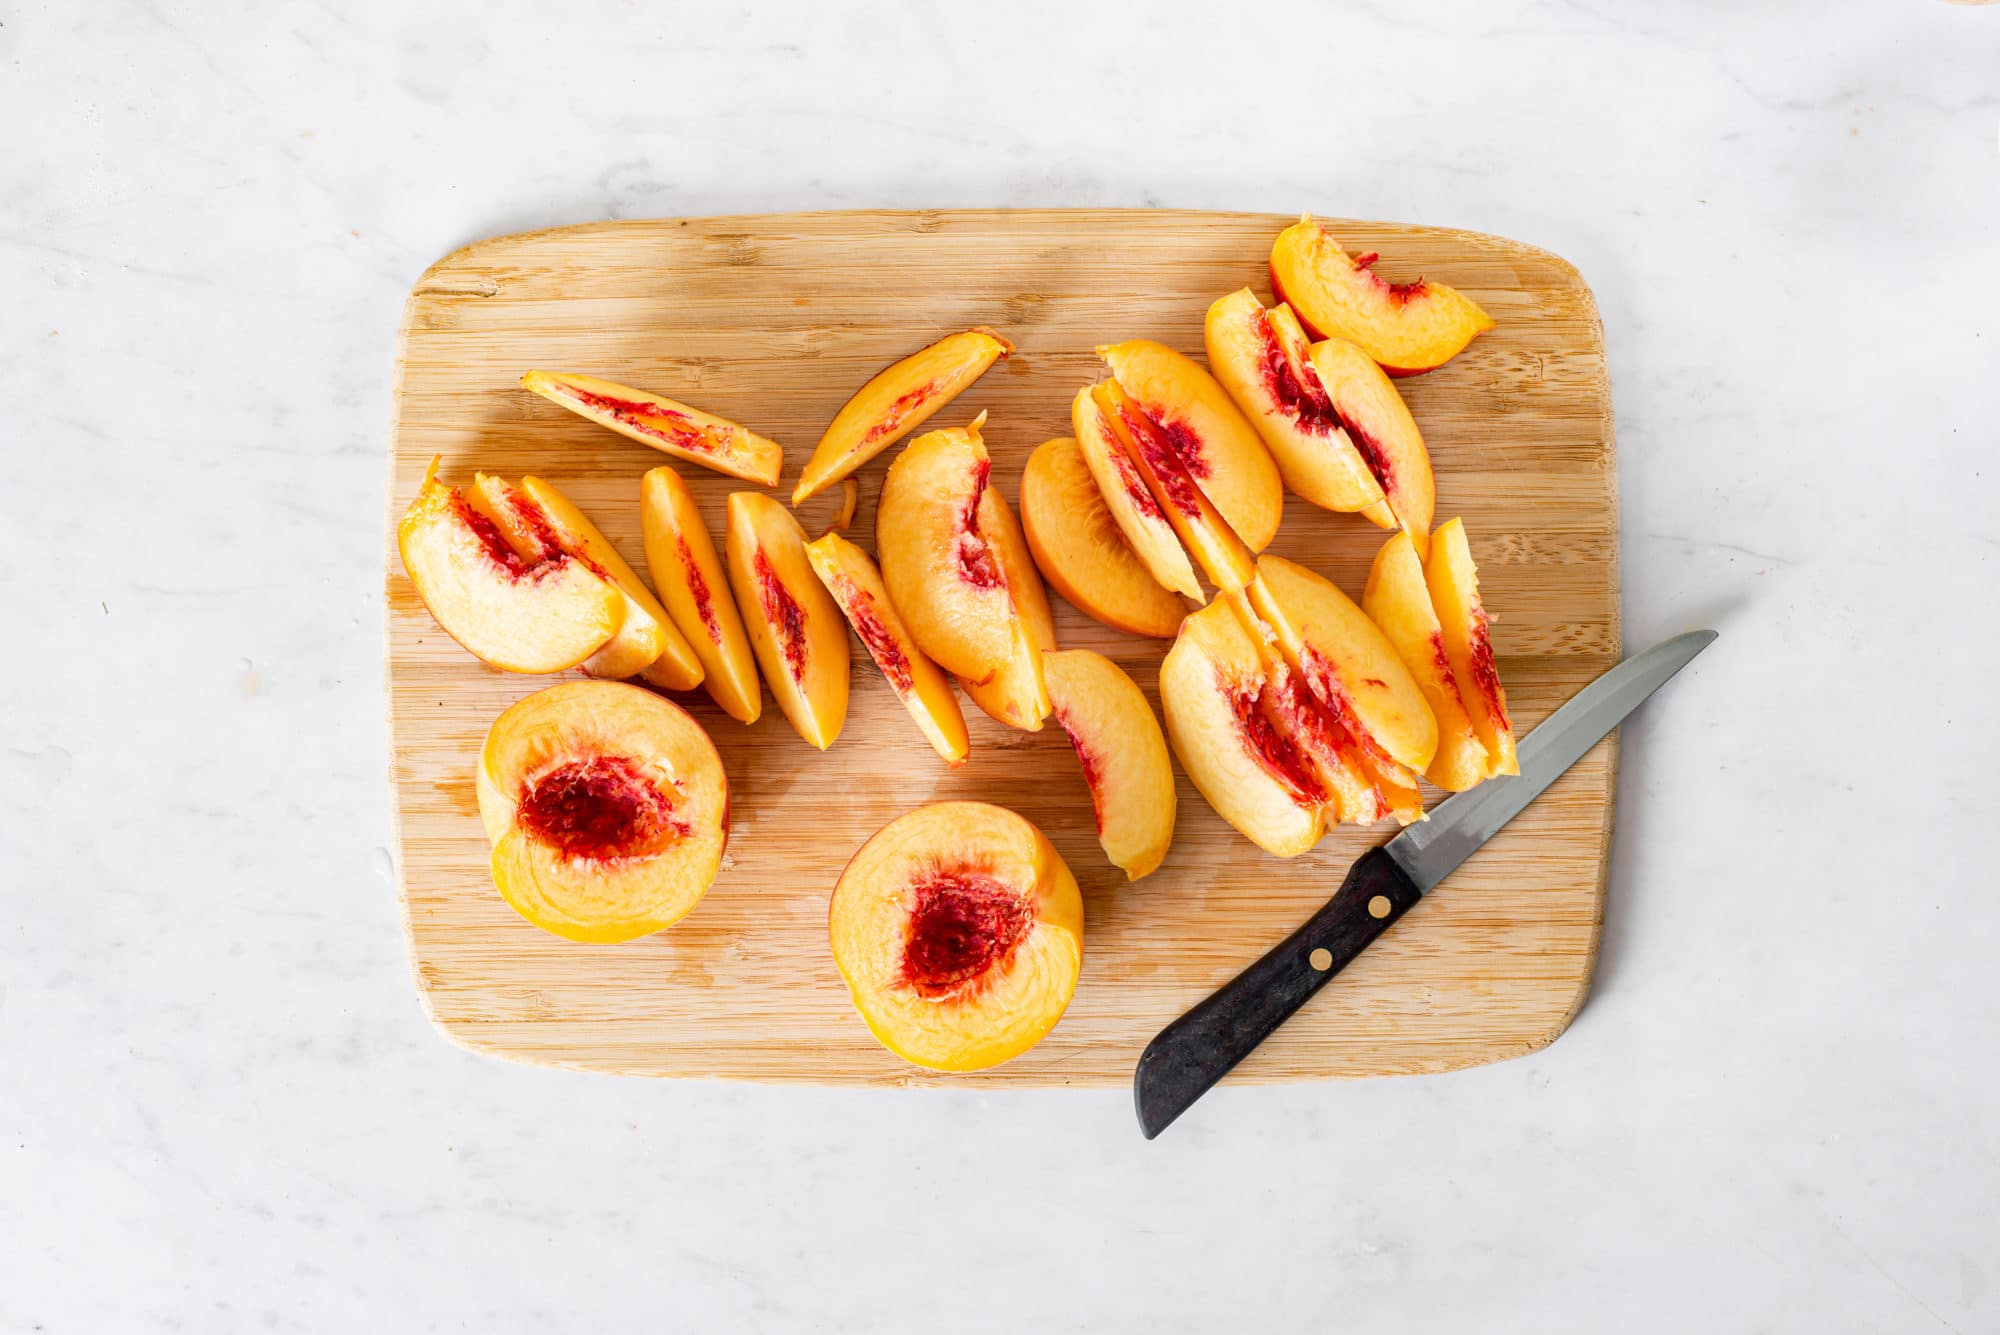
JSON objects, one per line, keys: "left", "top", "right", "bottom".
{"left": 5, "top": 2, "right": 1997, "bottom": 1330}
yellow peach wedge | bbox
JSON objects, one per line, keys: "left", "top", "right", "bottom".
{"left": 1269, "top": 216, "right": 1495, "bottom": 376}
{"left": 1308, "top": 336, "right": 1437, "bottom": 561}
{"left": 806, "top": 531, "right": 970, "bottom": 767}
{"left": 1020, "top": 436, "right": 1186, "bottom": 638}
{"left": 475, "top": 680, "right": 728, "bottom": 943}
{"left": 1096, "top": 380, "right": 1257, "bottom": 594}
{"left": 520, "top": 370, "right": 783, "bottom": 485}
{"left": 1363, "top": 530, "right": 1490, "bottom": 791}
{"left": 1425, "top": 519, "right": 1518, "bottom": 778}
{"left": 639, "top": 466, "right": 762, "bottom": 723}
{"left": 1072, "top": 386, "right": 1203, "bottom": 602}
{"left": 724, "top": 493, "right": 850, "bottom": 750}
{"left": 829, "top": 802, "right": 1083, "bottom": 1072}
{"left": 792, "top": 326, "right": 1012, "bottom": 505}
{"left": 396, "top": 457, "right": 623, "bottom": 674}
{"left": 1042, "top": 649, "right": 1176, "bottom": 880}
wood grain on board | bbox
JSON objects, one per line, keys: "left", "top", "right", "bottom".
{"left": 385, "top": 210, "right": 1619, "bottom": 1086}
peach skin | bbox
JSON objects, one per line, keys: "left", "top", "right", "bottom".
{"left": 793, "top": 327, "right": 1012, "bottom": 505}
{"left": 521, "top": 370, "right": 783, "bottom": 485}
{"left": 1269, "top": 216, "right": 1495, "bottom": 376}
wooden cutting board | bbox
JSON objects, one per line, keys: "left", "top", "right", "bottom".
{"left": 385, "top": 209, "right": 1618, "bottom": 1086}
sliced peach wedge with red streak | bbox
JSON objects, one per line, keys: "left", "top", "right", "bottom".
{"left": 792, "top": 326, "right": 1012, "bottom": 506}
{"left": 805, "top": 531, "right": 970, "bottom": 767}
{"left": 1095, "top": 338, "right": 1283, "bottom": 552}
{"left": 1020, "top": 436, "right": 1187, "bottom": 638}
{"left": 1205, "top": 287, "right": 1392, "bottom": 526}
{"left": 1096, "top": 380, "right": 1257, "bottom": 594}
{"left": 1071, "top": 386, "right": 1203, "bottom": 603}
{"left": 639, "top": 466, "right": 761, "bottom": 723}
{"left": 396, "top": 456, "right": 624, "bottom": 674}
{"left": 520, "top": 370, "right": 783, "bottom": 485}
{"left": 1269, "top": 216, "right": 1495, "bottom": 377}
{"left": 723, "top": 493, "right": 849, "bottom": 750}
{"left": 1308, "top": 336, "right": 1436, "bottom": 561}
{"left": 475, "top": 680, "right": 728, "bottom": 943}
{"left": 1042, "top": 649, "right": 1176, "bottom": 880}
{"left": 1363, "top": 530, "right": 1489, "bottom": 791}
{"left": 1425, "top": 518, "right": 1518, "bottom": 778}
{"left": 876, "top": 414, "right": 1050, "bottom": 731}
{"left": 829, "top": 801, "right": 1083, "bottom": 1072}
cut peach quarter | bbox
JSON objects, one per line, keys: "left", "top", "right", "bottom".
{"left": 520, "top": 370, "right": 783, "bottom": 485}
{"left": 1042, "top": 650, "right": 1176, "bottom": 880}
{"left": 1308, "top": 336, "right": 1436, "bottom": 560}
{"left": 1096, "top": 380, "right": 1256, "bottom": 594}
{"left": 1204, "top": 287, "right": 1391, "bottom": 524}
{"left": 475, "top": 680, "right": 728, "bottom": 943}
{"left": 876, "top": 415, "right": 1049, "bottom": 731}
{"left": 639, "top": 467, "right": 761, "bottom": 723}
{"left": 723, "top": 493, "right": 850, "bottom": 750}
{"left": 828, "top": 802, "right": 1083, "bottom": 1072}
{"left": 396, "top": 457, "right": 623, "bottom": 674}
{"left": 1269, "top": 216, "right": 1495, "bottom": 376}
{"left": 1425, "top": 519, "right": 1518, "bottom": 777}
{"left": 1096, "top": 338, "right": 1282, "bottom": 551}
{"left": 1072, "top": 386, "right": 1203, "bottom": 602}
{"left": 1159, "top": 597, "right": 1328, "bottom": 857}
{"left": 805, "top": 531, "right": 970, "bottom": 767}
{"left": 1363, "top": 530, "right": 1489, "bottom": 790}
{"left": 1020, "top": 437, "right": 1186, "bottom": 638}
{"left": 792, "top": 326, "right": 1012, "bottom": 505}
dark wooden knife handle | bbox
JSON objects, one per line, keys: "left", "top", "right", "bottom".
{"left": 1133, "top": 847, "right": 1422, "bottom": 1138}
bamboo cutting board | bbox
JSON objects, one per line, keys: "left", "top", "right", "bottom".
{"left": 385, "top": 210, "right": 1618, "bottom": 1086}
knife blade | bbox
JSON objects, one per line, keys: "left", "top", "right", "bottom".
{"left": 1133, "top": 629, "right": 1717, "bottom": 1139}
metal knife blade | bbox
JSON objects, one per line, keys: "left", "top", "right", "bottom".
{"left": 1133, "top": 629, "right": 1716, "bottom": 1139}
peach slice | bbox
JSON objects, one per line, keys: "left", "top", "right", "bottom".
{"left": 1205, "top": 287, "right": 1393, "bottom": 525}
{"left": 1042, "top": 650, "right": 1176, "bottom": 880}
{"left": 876, "top": 415, "right": 1049, "bottom": 731}
{"left": 1269, "top": 216, "right": 1495, "bottom": 376}
{"left": 639, "top": 466, "right": 762, "bottom": 723}
{"left": 521, "top": 370, "right": 783, "bottom": 485}
{"left": 723, "top": 493, "right": 850, "bottom": 750}
{"left": 1425, "top": 519, "right": 1518, "bottom": 778}
{"left": 1308, "top": 336, "right": 1437, "bottom": 561}
{"left": 829, "top": 801, "right": 1083, "bottom": 1072}
{"left": 1020, "top": 437, "right": 1186, "bottom": 639}
{"left": 1363, "top": 530, "right": 1489, "bottom": 791}
{"left": 792, "top": 327, "right": 1012, "bottom": 505}
{"left": 1096, "top": 338, "right": 1283, "bottom": 551}
{"left": 1096, "top": 380, "right": 1257, "bottom": 594}
{"left": 1072, "top": 386, "right": 1203, "bottom": 602}
{"left": 805, "top": 531, "right": 970, "bottom": 767}
{"left": 396, "top": 457, "right": 624, "bottom": 674}
{"left": 475, "top": 680, "right": 728, "bottom": 943}
{"left": 1159, "top": 598, "right": 1328, "bottom": 857}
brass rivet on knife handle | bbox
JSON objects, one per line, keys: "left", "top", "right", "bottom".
{"left": 1308, "top": 948, "right": 1333, "bottom": 971}
{"left": 1368, "top": 896, "right": 1392, "bottom": 919}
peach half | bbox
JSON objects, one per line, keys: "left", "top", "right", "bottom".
{"left": 1096, "top": 338, "right": 1283, "bottom": 552}
{"left": 1020, "top": 436, "right": 1187, "bottom": 638}
{"left": 521, "top": 370, "right": 783, "bottom": 485}
{"left": 397, "top": 457, "right": 623, "bottom": 674}
{"left": 466, "top": 472, "right": 703, "bottom": 688}
{"left": 1269, "top": 216, "right": 1495, "bottom": 376}
{"left": 1043, "top": 649, "right": 1176, "bottom": 880}
{"left": 724, "top": 493, "right": 850, "bottom": 750}
{"left": 1425, "top": 519, "right": 1518, "bottom": 778}
{"left": 829, "top": 801, "right": 1083, "bottom": 1072}
{"left": 1308, "top": 336, "right": 1436, "bottom": 561}
{"left": 1204, "top": 287, "right": 1391, "bottom": 525}
{"left": 876, "top": 415, "right": 1050, "bottom": 731}
{"left": 475, "top": 680, "right": 728, "bottom": 943}
{"left": 792, "top": 326, "right": 1012, "bottom": 505}
{"left": 639, "top": 466, "right": 762, "bottom": 723}
{"left": 805, "top": 531, "right": 970, "bottom": 767}
{"left": 1363, "top": 530, "right": 1489, "bottom": 790}
{"left": 1097, "top": 380, "right": 1256, "bottom": 594}
{"left": 1072, "top": 386, "right": 1203, "bottom": 602}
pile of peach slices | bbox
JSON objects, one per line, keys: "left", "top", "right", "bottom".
{"left": 398, "top": 214, "right": 1514, "bottom": 1072}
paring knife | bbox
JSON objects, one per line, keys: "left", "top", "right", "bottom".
{"left": 1133, "top": 629, "right": 1717, "bottom": 1139}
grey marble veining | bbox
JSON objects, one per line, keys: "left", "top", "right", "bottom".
{"left": 2, "top": 1, "right": 1997, "bottom": 1330}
